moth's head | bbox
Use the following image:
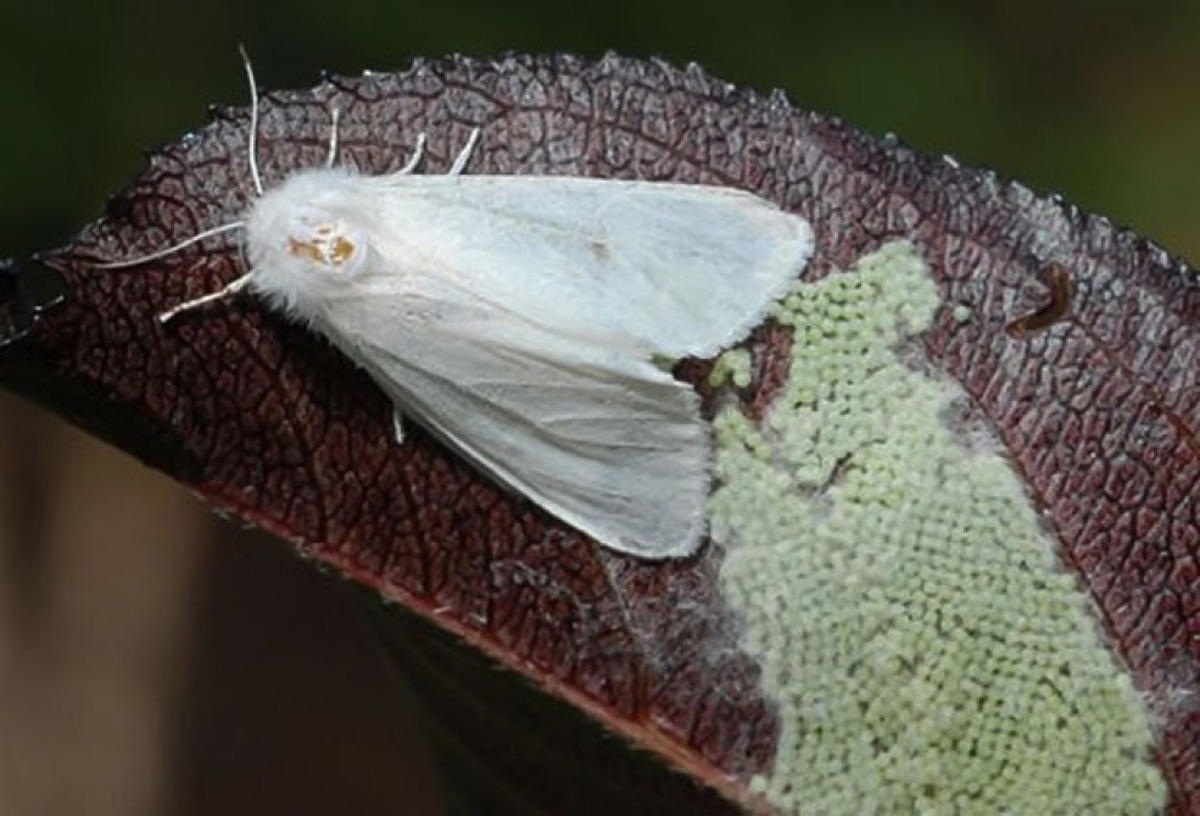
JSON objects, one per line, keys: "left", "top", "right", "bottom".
{"left": 244, "top": 168, "right": 373, "bottom": 315}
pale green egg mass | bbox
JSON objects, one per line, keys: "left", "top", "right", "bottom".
{"left": 710, "top": 241, "right": 1165, "bottom": 814}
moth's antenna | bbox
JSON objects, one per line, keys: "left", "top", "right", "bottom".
{"left": 92, "top": 221, "right": 246, "bottom": 269}
{"left": 95, "top": 49, "right": 264, "bottom": 322}
{"left": 157, "top": 272, "right": 253, "bottom": 324}
{"left": 238, "top": 44, "right": 265, "bottom": 196}
{"left": 325, "top": 107, "right": 340, "bottom": 168}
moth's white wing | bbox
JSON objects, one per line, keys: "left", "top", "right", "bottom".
{"left": 246, "top": 171, "right": 815, "bottom": 557}
{"left": 318, "top": 299, "right": 709, "bottom": 558}
{"left": 360, "top": 175, "right": 813, "bottom": 357}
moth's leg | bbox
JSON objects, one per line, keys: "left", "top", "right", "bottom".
{"left": 392, "top": 408, "right": 405, "bottom": 445}
{"left": 392, "top": 133, "right": 427, "bottom": 176}
{"left": 324, "top": 107, "right": 341, "bottom": 168}
{"left": 447, "top": 127, "right": 480, "bottom": 175}
{"left": 158, "top": 272, "right": 254, "bottom": 324}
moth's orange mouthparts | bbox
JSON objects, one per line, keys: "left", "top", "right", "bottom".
{"left": 329, "top": 236, "right": 356, "bottom": 265}
{"left": 287, "top": 237, "right": 324, "bottom": 263}
{"left": 287, "top": 233, "right": 358, "bottom": 268}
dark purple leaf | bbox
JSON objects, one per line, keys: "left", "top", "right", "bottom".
{"left": 4, "top": 53, "right": 1196, "bottom": 813}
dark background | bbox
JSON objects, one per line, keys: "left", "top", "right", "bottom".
{"left": 1, "top": 2, "right": 1198, "bottom": 814}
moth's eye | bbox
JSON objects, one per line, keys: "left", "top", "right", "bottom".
{"left": 285, "top": 221, "right": 364, "bottom": 274}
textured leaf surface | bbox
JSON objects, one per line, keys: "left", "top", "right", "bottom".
{"left": 4, "top": 54, "right": 1196, "bottom": 812}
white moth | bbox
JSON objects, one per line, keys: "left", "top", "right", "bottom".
{"left": 97, "top": 51, "right": 814, "bottom": 558}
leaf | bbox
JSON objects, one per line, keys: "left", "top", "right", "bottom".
{"left": 3, "top": 53, "right": 1196, "bottom": 813}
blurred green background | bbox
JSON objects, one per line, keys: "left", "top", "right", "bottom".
{"left": 1, "top": 1, "right": 1198, "bottom": 814}
{"left": 5, "top": 0, "right": 1200, "bottom": 264}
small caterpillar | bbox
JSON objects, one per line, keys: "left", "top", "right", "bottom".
{"left": 1007, "top": 262, "right": 1072, "bottom": 338}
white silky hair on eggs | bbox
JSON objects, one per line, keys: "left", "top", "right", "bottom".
{"left": 96, "top": 50, "right": 815, "bottom": 558}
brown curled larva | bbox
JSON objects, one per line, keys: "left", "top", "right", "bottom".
{"left": 1006, "top": 262, "right": 1072, "bottom": 338}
